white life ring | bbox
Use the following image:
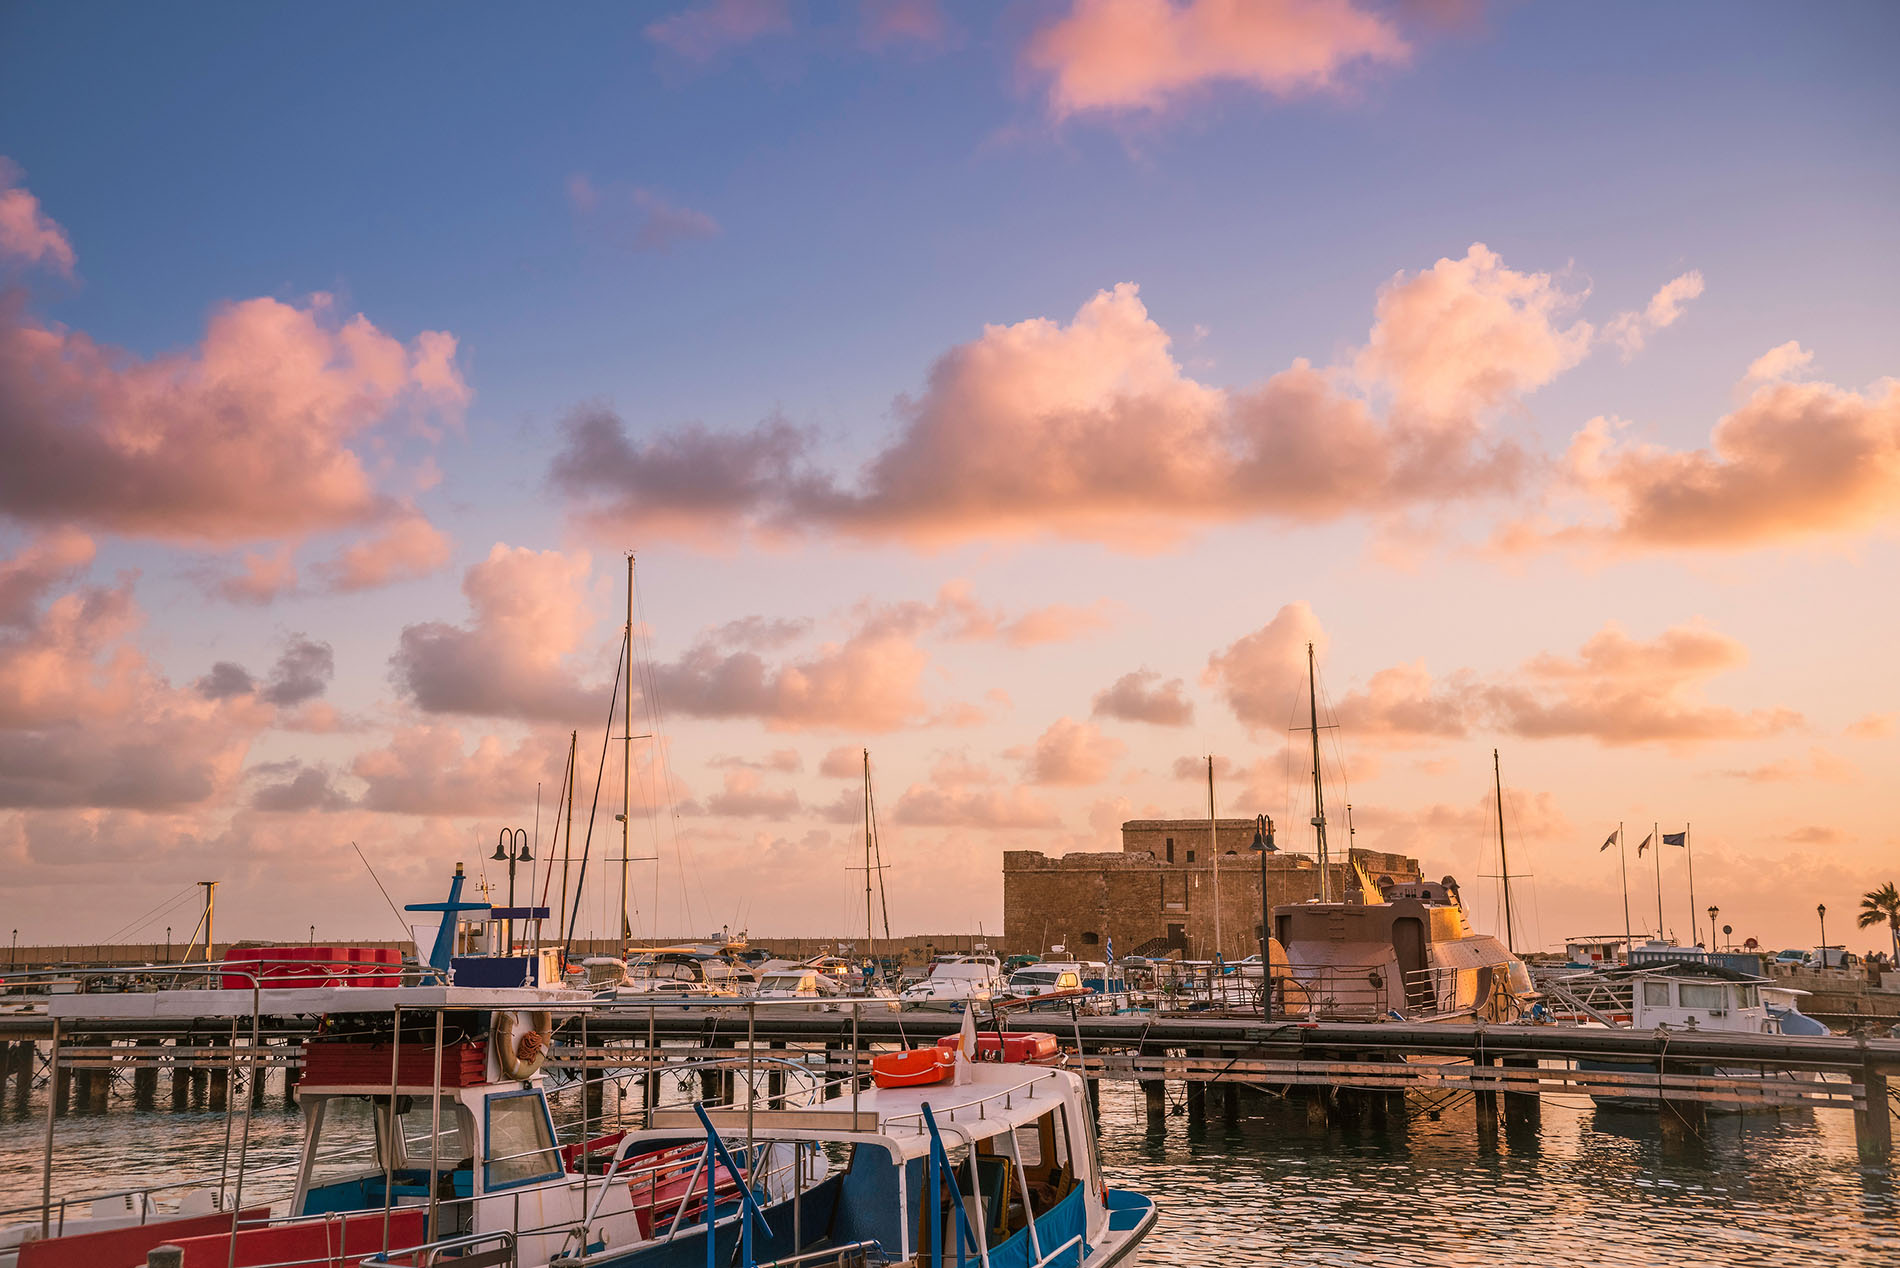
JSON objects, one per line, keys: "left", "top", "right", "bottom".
{"left": 493, "top": 1009, "right": 553, "bottom": 1080}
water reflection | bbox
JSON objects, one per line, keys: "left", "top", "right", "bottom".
{"left": 2, "top": 1076, "right": 1894, "bottom": 1265}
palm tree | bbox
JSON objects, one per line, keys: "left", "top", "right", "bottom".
{"left": 1857, "top": 882, "right": 1900, "bottom": 964}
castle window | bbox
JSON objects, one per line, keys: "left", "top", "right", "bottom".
{"left": 1165, "top": 837, "right": 1175, "bottom": 863}
{"left": 1080, "top": 931, "right": 1100, "bottom": 946}
{"left": 1187, "top": 849, "right": 1196, "bottom": 863}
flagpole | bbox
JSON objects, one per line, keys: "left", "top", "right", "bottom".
{"left": 1685, "top": 823, "right": 1697, "bottom": 948}
{"left": 1653, "top": 820, "right": 1663, "bottom": 942}
{"left": 1618, "top": 821, "right": 1632, "bottom": 960}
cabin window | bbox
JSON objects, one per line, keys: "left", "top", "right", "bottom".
{"left": 1165, "top": 838, "right": 1175, "bottom": 862}
{"left": 483, "top": 1090, "right": 562, "bottom": 1190}
{"left": 1738, "top": 985, "right": 1759, "bottom": 1008}
{"left": 1679, "top": 983, "right": 1725, "bottom": 1011}
{"left": 1642, "top": 981, "right": 1672, "bottom": 1007}
{"left": 307, "top": 1097, "right": 384, "bottom": 1183}
{"left": 399, "top": 1095, "right": 472, "bottom": 1169}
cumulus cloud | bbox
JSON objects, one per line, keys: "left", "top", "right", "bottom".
{"left": 0, "top": 158, "right": 75, "bottom": 276}
{"left": 819, "top": 745, "right": 862, "bottom": 778}
{"left": 1025, "top": 0, "right": 1408, "bottom": 117}
{"left": 203, "top": 546, "right": 298, "bottom": 605}
{"left": 195, "top": 662, "right": 256, "bottom": 700}
{"left": 391, "top": 544, "right": 609, "bottom": 724}
{"left": 191, "top": 636, "right": 334, "bottom": 708}
{"left": 249, "top": 763, "right": 352, "bottom": 812}
{"left": 709, "top": 748, "right": 802, "bottom": 773}
{"left": 1092, "top": 668, "right": 1194, "bottom": 725}
{"left": 351, "top": 726, "right": 566, "bottom": 816}
{"left": 1558, "top": 372, "right": 1900, "bottom": 550}
{"left": 0, "top": 291, "right": 467, "bottom": 543}
{"left": 556, "top": 246, "right": 1596, "bottom": 548}
{"left": 1845, "top": 712, "right": 1894, "bottom": 740}
{"left": 1715, "top": 747, "right": 1856, "bottom": 785}
{"left": 1012, "top": 717, "right": 1127, "bottom": 785}
{"left": 650, "top": 619, "right": 932, "bottom": 732}
{"left": 318, "top": 512, "right": 452, "bottom": 592}
{"left": 701, "top": 767, "right": 801, "bottom": 818}
{"left": 1745, "top": 341, "right": 1813, "bottom": 383}
{"left": 1208, "top": 603, "right": 1799, "bottom": 749}
{"left": 0, "top": 548, "right": 266, "bottom": 809}
{"left": 1604, "top": 271, "right": 1704, "bottom": 359}
{"left": 645, "top": 0, "right": 792, "bottom": 59}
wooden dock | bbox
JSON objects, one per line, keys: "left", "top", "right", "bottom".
{"left": 2, "top": 1008, "right": 1894, "bottom": 1161}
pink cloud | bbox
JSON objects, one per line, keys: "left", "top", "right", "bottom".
{"left": 1207, "top": 603, "right": 1800, "bottom": 749}
{"left": 319, "top": 512, "right": 452, "bottom": 592}
{"left": 555, "top": 252, "right": 1581, "bottom": 546}
{"left": 651, "top": 620, "right": 932, "bottom": 732}
{"left": 1745, "top": 340, "right": 1813, "bottom": 383}
{"left": 819, "top": 744, "right": 862, "bottom": 777}
{"left": 1846, "top": 712, "right": 1894, "bottom": 741}
{"left": 709, "top": 748, "right": 803, "bottom": 773}
{"left": 1012, "top": 717, "right": 1127, "bottom": 785}
{"left": 204, "top": 545, "right": 299, "bottom": 605}
{"left": 1604, "top": 271, "right": 1704, "bottom": 359}
{"left": 1092, "top": 668, "right": 1194, "bottom": 725}
{"left": 0, "top": 528, "right": 93, "bottom": 625}
{"left": 351, "top": 725, "right": 568, "bottom": 816}
{"left": 646, "top": 0, "right": 792, "bottom": 60}
{"left": 893, "top": 782, "right": 1062, "bottom": 829}
{"left": 1025, "top": 0, "right": 1409, "bottom": 117}
{"left": 1556, "top": 372, "right": 1900, "bottom": 550}
{"left": 700, "top": 767, "right": 801, "bottom": 818}
{"left": 1715, "top": 746, "right": 1857, "bottom": 785}
{"left": 0, "top": 291, "right": 467, "bottom": 543}
{"left": 391, "top": 544, "right": 609, "bottom": 724}
{"left": 0, "top": 159, "right": 75, "bottom": 276}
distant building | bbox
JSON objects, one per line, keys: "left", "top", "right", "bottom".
{"left": 1003, "top": 818, "right": 1423, "bottom": 962}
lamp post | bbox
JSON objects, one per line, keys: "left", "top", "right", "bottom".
{"left": 1706, "top": 906, "right": 1718, "bottom": 951}
{"left": 1251, "top": 814, "right": 1277, "bottom": 1019}
{"left": 308, "top": 924, "right": 315, "bottom": 946}
{"left": 492, "top": 827, "right": 532, "bottom": 953}
{"left": 7, "top": 928, "right": 14, "bottom": 971}
{"left": 1817, "top": 902, "right": 1827, "bottom": 967}
{"left": 164, "top": 926, "right": 171, "bottom": 964}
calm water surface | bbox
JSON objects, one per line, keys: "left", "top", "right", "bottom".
{"left": 2, "top": 1078, "right": 1894, "bottom": 1266}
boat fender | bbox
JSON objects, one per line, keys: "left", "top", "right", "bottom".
{"left": 493, "top": 1009, "right": 553, "bottom": 1079}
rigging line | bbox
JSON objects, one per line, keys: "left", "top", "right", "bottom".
{"left": 629, "top": 565, "right": 701, "bottom": 936}
{"left": 100, "top": 884, "right": 200, "bottom": 947}
{"left": 564, "top": 627, "right": 629, "bottom": 955}
{"left": 351, "top": 842, "right": 415, "bottom": 944}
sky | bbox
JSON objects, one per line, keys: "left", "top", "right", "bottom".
{"left": 1, "top": 0, "right": 1896, "bottom": 956}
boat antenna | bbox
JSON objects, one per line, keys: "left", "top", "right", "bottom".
{"left": 1494, "top": 749, "right": 1514, "bottom": 953}
{"left": 352, "top": 842, "right": 414, "bottom": 943}
{"left": 1307, "top": 642, "right": 1330, "bottom": 903}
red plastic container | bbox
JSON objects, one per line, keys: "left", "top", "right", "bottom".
{"left": 935, "top": 1031, "right": 1060, "bottom": 1063}
{"left": 871, "top": 1047, "right": 955, "bottom": 1088}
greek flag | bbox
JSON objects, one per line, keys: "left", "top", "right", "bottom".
{"left": 1106, "top": 935, "right": 1114, "bottom": 964}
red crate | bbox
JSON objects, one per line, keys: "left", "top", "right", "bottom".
{"left": 301, "top": 1038, "right": 487, "bottom": 1088}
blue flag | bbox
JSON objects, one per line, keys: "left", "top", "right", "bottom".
{"left": 1106, "top": 935, "right": 1114, "bottom": 963}
{"left": 1662, "top": 831, "right": 1687, "bottom": 847}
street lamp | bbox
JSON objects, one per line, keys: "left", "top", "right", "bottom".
{"left": 1817, "top": 902, "right": 1827, "bottom": 967}
{"left": 1251, "top": 814, "right": 1277, "bottom": 1019}
{"left": 491, "top": 827, "right": 532, "bottom": 953}
{"left": 164, "top": 926, "right": 171, "bottom": 964}
{"left": 1706, "top": 906, "right": 1718, "bottom": 951}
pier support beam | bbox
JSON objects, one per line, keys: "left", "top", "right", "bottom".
{"left": 207, "top": 1040, "right": 228, "bottom": 1113}
{"left": 134, "top": 1040, "right": 159, "bottom": 1108}
{"left": 1855, "top": 1061, "right": 1893, "bottom": 1165}
{"left": 583, "top": 1067, "right": 604, "bottom": 1126}
{"left": 1184, "top": 1052, "right": 1206, "bottom": 1124}
{"left": 283, "top": 1054, "right": 301, "bottom": 1107}
{"left": 1502, "top": 1056, "right": 1541, "bottom": 1130}
{"left": 1303, "top": 1087, "right": 1330, "bottom": 1131}
{"left": 1220, "top": 1079, "right": 1240, "bottom": 1122}
{"left": 73, "top": 1066, "right": 95, "bottom": 1113}
{"left": 54, "top": 1060, "right": 72, "bottom": 1116}
{"left": 1143, "top": 1080, "right": 1166, "bottom": 1127}
{"left": 1473, "top": 1055, "right": 1498, "bottom": 1137}
{"left": 767, "top": 1041, "right": 785, "bottom": 1108}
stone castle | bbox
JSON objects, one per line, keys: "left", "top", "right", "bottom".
{"left": 1003, "top": 818, "right": 1422, "bottom": 962}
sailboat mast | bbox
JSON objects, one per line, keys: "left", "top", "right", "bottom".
{"left": 559, "top": 730, "right": 576, "bottom": 945}
{"left": 1617, "top": 821, "right": 1632, "bottom": 958}
{"left": 620, "top": 553, "right": 633, "bottom": 947}
{"left": 1307, "top": 642, "right": 1330, "bottom": 904}
{"left": 1207, "top": 755, "right": 1220, "bottom": 960}
{"left": 863, "top": 748, "right": 874, "bottom": 968}
{"left": 1685, "top": 823, "right": 1697, "bottom": 948}
{"left": 1494, "top": 749, "right": 1513, "bottom": 953}
{"left": 1653, "top": 819, "right": 1663, "bottom": 941}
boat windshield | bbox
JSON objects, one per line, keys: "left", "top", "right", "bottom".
{"left": 1012, "top": 970, "right": 1060, "bottom": 988}
{"left": 761, "top": 973, "right": 814, "bottom": 991}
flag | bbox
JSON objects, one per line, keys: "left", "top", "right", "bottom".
{"left": 1599, "top": 830, "right": 1617, "bottom": 852}
{"left": 953, "top": 1005, "right": 977, "bottom": 1085}
{"left": 1106, "top": 934, "right": 1114, "bottom": 963}
{"left": 1636, "top": 833, "right": 1653, "bottom": 856}
{"left": 1662, "top": 831, "right": 1687, "bottom": 847}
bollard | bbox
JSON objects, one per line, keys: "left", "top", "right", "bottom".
{"left": 147, "top": 1244, "right": 185, "bottom": 1268}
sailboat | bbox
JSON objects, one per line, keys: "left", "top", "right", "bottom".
{"left": 1270, "top": 646, "right": 1534, "bottom": 1022}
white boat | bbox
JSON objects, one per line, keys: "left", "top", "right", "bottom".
{"left": 898, "top": 954, "right": 1002, "bottom": 1013}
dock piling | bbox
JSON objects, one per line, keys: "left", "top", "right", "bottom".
{"left": 1855, "top": 1057, "right": 1893, "bottom": 1164}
